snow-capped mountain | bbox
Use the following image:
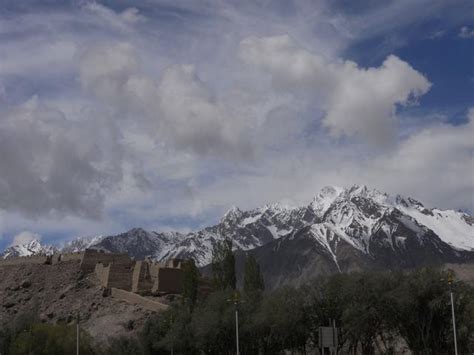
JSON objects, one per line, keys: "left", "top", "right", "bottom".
{"left": 2, "top": 184, "right": 473, "bottom": 288}
{"left": 0, "top": 239, "right": 57, "bottom": 259}
{"left": 87, "top": 185, "right": 473, "bottom": 273}
{"left": 61, "top": 235, "right": 105, "bottom": 253}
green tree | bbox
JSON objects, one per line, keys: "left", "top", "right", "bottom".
{"left": 243, "top": 255, "right": 264, "bottom": 295}
{"left": 9, "top": 323, "right": 94, "bottom": 355}
{"left": 182, "top": 259, "right": 200, "bottom": 310}
{"left": 387, "top": 268, "right": 456, "bottom": 354}
{"left": 211, "top": 239, "right": 236, "bottom": 290}
{"left": 254, "top": 287, "right": 310, "bottom": 353}
{"left": 191, "top": 289, "right": 236, "bottom": 353}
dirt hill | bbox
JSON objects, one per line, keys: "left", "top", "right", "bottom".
{"left": 0, "top": 260, "right": 162, "bottom": 345}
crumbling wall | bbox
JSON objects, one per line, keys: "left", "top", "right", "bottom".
{"left": 0, "top": 255, "right": 49, "bottom": 266}
{"left": 60, "top": 252, "right": 83, "bottom": 262}
{"left": 152, "top": 268, "right": 184, "bottom": 294}
{"left": 94, "top": 263, "right": 110, "bottom": 287}
{"left": 111, "top": 288, "right": 168, "bottom": 312}
{"left": 166, "top": 259, "right": 184, "bottom": 268}
{"left": 80, "top": 249, "right": 131, "bottom": 273}
{"left": 107, "top": 263, "right": 132, "bottom": 290}
{"left": 132, "top": 261, "right": 153, "bottom": 293}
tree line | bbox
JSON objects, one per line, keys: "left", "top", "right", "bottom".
{"left": 1, "top": 239, "right": 473, "bottom": 354}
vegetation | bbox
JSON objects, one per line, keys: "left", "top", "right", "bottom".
{"left": 0, "top": 313, "right": 94, "bottom": 355}
{"left": 1, "top": 249, "right": 473, "bottom": 354}
{"left": 211, "top": 239, "right": 236, "bottom": 290}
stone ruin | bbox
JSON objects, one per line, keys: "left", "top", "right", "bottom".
{"left": 0, "top": 249, "right": 186, "bottom": 296}
{"left": 80, "top": 249, "right": 185, "bottom": 295}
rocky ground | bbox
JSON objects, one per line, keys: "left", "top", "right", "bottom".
{"left": 0, "top": 260, "right": 164, "bottom": 345}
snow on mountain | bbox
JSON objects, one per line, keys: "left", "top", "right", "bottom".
{"left": 397, "top": 202, "right": 474, "bottom": 251}
{"left": 1, "top": 239, "right": 57, "bottom": 259}
{"left": 86, "top": 184, "right": 473, "bottom": 267}
{"left": 61, "top": 235, "right": 105, "bottom": 253}
{"left": 2, "top": 185, "right": 472, "bottom": 271}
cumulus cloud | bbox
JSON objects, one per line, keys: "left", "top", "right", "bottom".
{"left": 9, "top": 231, "right": 41, "bottom": 247}
{"left": 79, "top": 42, "right": 253, "bottom": 159}
{"left": 0, "top": 95, "right": 124, "bottom": 218}
{"left": 0, "top": 0, "right": 471, "bottom": 249}
{"left": 459, "top": 26, "right": 474, "bottom": 38}
{"left": 82, "top": 2, "right": 146, "bottom": 31}
{"left": 239, "top": 35, "right": 431, "bottom": 145}
{"left": 367, "top": 108, "right": 474, "bottom": 210}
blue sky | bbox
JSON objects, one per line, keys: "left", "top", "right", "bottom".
{"left": 0, "top": 0, "right": 473, "bottom": 249}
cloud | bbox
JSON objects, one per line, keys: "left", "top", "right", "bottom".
{"left": 82, "top": 2, "right": 146, "bottom": 32}
{"left": 0, "top": 95, "right": 124, "bottom": 219}
{"left": 459, "top": 26, "right": 474, "bottom": 38}
{"left": 239, "top": 35, "right": 431, "bottom": 145}
{"left": 0, "top": 0, "right": 471, "bottom": 248}
{"left": 79, "top": 42, "right": 254, "bottom": 159}
{"left": 9, "top": 231, "right": 41, "bottom": 247}
{"left": 428, "top": 30, "right": 446, "bottom": 39}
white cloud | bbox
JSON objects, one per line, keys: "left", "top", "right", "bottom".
{"left": 79, "top": 43, "right": 254, "bottom": 159}
{"left": 239, "top": 35, "right": 431, "bottom": 146}
{"left": 459, "top": 26, "right": 474, "bottom": 39}
{"left": 0, "top": 95, "right": 124, "bottom": 218}
{"left": 0, "top": 0, "right": 471, "bottom": 248}
{"left": 82, "top": 2, "right": 146, "bottom": 32}
{"left": 10, "top": 231, "right": 41, "bottom": 247}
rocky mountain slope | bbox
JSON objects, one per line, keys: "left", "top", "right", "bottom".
{"left": 0, "top": 260, "right": 158, "bottom": 343}
{"left": 3, "top": 185, "right": 473, "bottom": 287}
{"left": 88, "top": 185, "right": 473, "bottom": 267}
{"left": 0, "top": 239, "right": 57, "bottom": 259}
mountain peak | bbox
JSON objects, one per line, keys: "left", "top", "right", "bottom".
{"left": 221, "top": 206, "right": 244, "bottom": 224}
{"left": 1, "top": 239, "right": 57, "bottom": 259}
{"left": 310, "top": 185, "right": 343, "bottom": 217}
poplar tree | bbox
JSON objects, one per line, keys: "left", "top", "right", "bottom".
{"left": 243, "top": 254, "right": 264, "bottom": 294}
{"left": 211, "top": 239, "right": 236, "bottom": 290}
{"left": 182, "top": 259, "right": 200, "bottom": 310}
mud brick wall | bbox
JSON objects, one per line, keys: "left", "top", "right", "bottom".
{"left": 94, "top": 263, "right": 110, "bottom": 287}
{"left": 0, "top": 255, "right": 48, "bottom": 266}
{"left": 153, "top": 268, "right": 184, "bottom": 294}
{"left": 59, "top": 252, "right": 83, "bottom": 262}
{"left": 107, "top": 263, "right": 132, "bottom": 291}
{"left": 80, "top": 249, "right": 132, "bottom": 273}
{"left": 111, "top": 288, "right": 168, "bottom": 312}
{"left": 132, "top": 261, "right": 153, "bottom": 293}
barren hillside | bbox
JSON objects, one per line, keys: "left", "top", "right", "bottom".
{"left": 0, "top": 260, "right": 162, "bottom": 345}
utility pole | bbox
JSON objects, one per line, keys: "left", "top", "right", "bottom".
{"left": 76, "top": 314, "right": 80, "bottom": 355}
{"left": 235, "top": 304, "right": 240, "bottom": 355}
{"left": 448, "top": 272, "right": 458, "bottom": 355}
{"left": 228, "top": 291, "right": 241, "bottom": 355}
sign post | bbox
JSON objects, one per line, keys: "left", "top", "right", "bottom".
{"left": 318, "top": 321, "right": 338, "bottom": 355}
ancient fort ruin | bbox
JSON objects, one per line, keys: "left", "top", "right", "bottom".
{"left": 0, "top": 249, "right": 187, "bottom": 311}
{"left": 81, "top": 249, "right": 185, "bottom": 294}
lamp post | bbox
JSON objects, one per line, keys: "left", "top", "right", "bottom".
{"left": 228, "top": 291, "right": 241, "bottom": 355}
{"left": 447, "top": 272, "right": 458, "bottom": 355}
{"left": 76, "top": 313, "right": 80, "bottom": 355}
{"left": 166, "top": 315, "right": 174, "bottom": 355}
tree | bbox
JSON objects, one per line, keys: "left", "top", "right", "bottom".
{"left": 9, "top": 323, "right": 94, "bottom": 355}
{"left": 211, "top": 239, "right": 236, "bottom": 290}
{"left": 191, "top": 289, "right": 236, "bottom": 353}
{"left": 243, "top": 255, "right": 264, "bottom": 295}
{"left": 387, "top": 268, "right": 456, "bottom": 354}
{"left": 182, "top": 259, "right": 200, "bottom": 310}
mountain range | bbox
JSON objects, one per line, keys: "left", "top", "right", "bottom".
{"left": 2, "top": 185, "right": 473, "bottom": 288}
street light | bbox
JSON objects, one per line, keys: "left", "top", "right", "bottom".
{"left": 447, "top": 272, "right": 458, "bottom": 355}
{"left": 165, "top": 315, "right": 174, "bottom": 355}
{"left": 76, "top": 313, "right": 80, "bottom": 355}
{"left": 227, "top": 291, "right": 242, "bottom": 355}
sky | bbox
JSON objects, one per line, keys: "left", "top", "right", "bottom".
{"left": 0, "top": 0, "right": 473, "bottom": 249}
